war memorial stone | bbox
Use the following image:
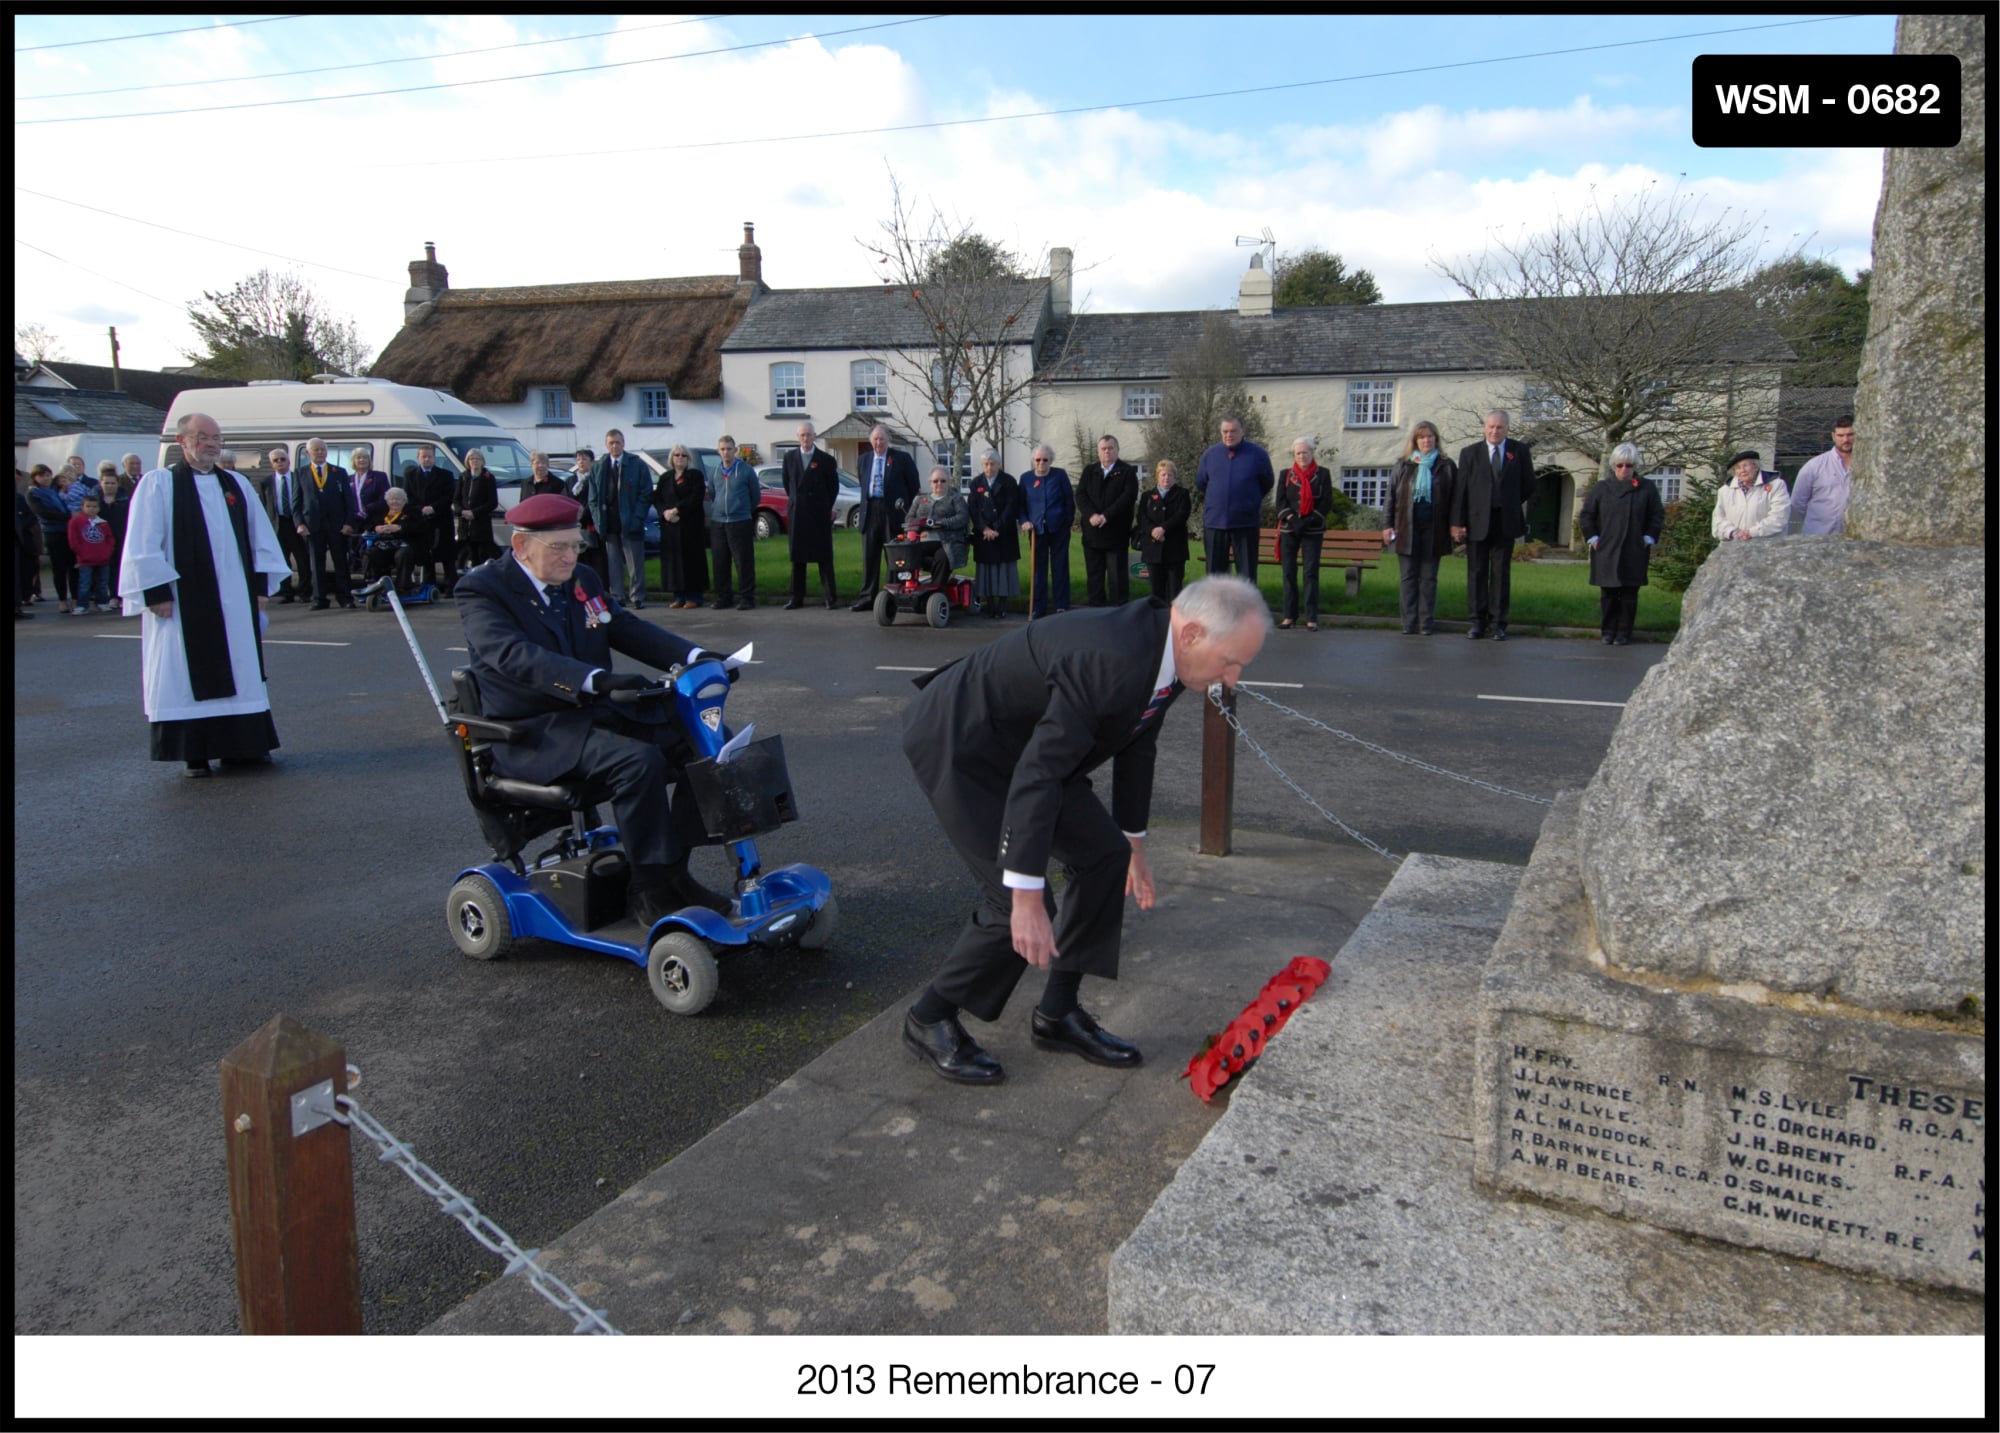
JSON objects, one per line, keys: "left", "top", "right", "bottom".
{"left": 1474, "top": 12, "right": 1985, "bottom": 1296}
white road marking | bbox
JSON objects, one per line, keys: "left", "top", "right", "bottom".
{"left": 95, "top": 635, "right": 351, "bottom": 647}
{"left": 1478, "top": 694, "right": 1626, "bottom": 708}
{"left": 877, "top": 665, "right": 935, "bottom": 673}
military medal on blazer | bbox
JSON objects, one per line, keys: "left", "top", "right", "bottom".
{"left": 574, "top": 581, "right": 610, "bottom": 628}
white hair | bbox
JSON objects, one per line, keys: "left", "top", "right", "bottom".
{"left": 1173, "top": 575, "right": 1271, "bottom": 639}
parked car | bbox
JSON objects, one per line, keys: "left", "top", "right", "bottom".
{"left": 756, "top": 464, "right": 862, "bottom": 535}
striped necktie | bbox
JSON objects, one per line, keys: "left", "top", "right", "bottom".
{"left": 1132, "top": 677, "right": 1184, "bottom": 734}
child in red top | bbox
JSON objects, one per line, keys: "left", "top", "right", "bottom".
{"left": 68, "top": 495, "right": 116, "bottom": 613}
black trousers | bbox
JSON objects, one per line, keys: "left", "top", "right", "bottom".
{"left": 304, "top": 531, "right": 353, "bottom": 605}
{"left": 858, "top": 509, "right": 895, "bottom": 596}
{"left": 790, "top": 557, "right": 836, "bottom": 602}
{"left": 1147, "top": 560, "right": 1184, "bottom": 603}
{"left": 1081, "top": 543, "right": 1130, "bottom": 606}
{"left": 1278, "top": 529, "right": 1323, "bottom": 622}
{"left": 1203, "top": 525, "right": 1258, "bottom": 582}
{"left": 568, "top": 717, "right": 709, "bottom": 868}
{"left": 273, "top": 520, "right": 311, "bottom": 597}
{"left": 1598, "top": 585, "right": 1641, "bottom": 639}
{"left": 1466, "top": 527, "right": 1515, "bottom": 628}
{"left": 709, "top": 519, "right": 755, "bottom": 603}
{"left": 1397, "top": 524, "right": 1439, "bottom": 632}
{"left": 911, "top": 760, "right": 1132, "bottom": 1022}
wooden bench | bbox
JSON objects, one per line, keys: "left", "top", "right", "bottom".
{"left": 1253, "top": 527, "right": 1386, "bottom": 598}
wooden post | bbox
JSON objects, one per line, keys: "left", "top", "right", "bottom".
{"left": 220, "top": 1014, "right": 362, "bottom": 1334}
{"left": 1199, "top": 682, "right": 1235, "bottom": 856}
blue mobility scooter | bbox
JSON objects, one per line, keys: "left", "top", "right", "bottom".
{"left": 384, "top": 590, "right": 835, "bottom": 1015}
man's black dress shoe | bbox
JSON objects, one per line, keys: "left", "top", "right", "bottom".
{"left": 1613, "top": 635, "right": 1631, "bottom": 646}
{"left": 850, "top": 594, "right": 875, "bottom": 612}
{"left": 1030, "top": 1007, "right": 1142, "bottom": 1068}
{"left": 825, "top": 596, "right": 841, "bottom": 610}
{"left": 1602, "top": 633, "right": 1615, "bottom": 644}
{"left": 1467, "top": 626, "right": 1487, "bottom": 640}
{"left": 1493, "top": 626, "right": 1508, "bottom": 641}
{"left": 903, "top": 1012, "right": 1004, "bottom": 1084}
{"left": 311, "top": 600, "right": 330, "bottom": 610}
{"left": 782, "top": 597, "right": 803, "bottom": 610}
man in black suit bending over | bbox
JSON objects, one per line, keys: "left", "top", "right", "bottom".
{"left": 1450, "top": 408, "right": 1536, "bottom": 640}
{"left": 456, "top": 493, "right": 730, "bottom": 923}
{"left": 1076, "top": 433, "right": 1140, "bottom": 606}
{"left": 899, "top": 575, "right": 1271, "bottom": 1083}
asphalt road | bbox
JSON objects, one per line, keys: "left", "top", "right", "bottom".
{"left": 11, "top": 592, "right": 1664, "bottom": 1334}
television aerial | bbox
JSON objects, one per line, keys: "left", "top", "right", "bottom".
{"left": 1236, "top": 226, "right": 1275, "bottom": 270}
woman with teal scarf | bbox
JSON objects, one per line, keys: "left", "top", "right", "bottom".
{"left": 1383, "top": 420, "right": 1459, "bottom": 635}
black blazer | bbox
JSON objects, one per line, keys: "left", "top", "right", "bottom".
{"left": 1076, "top": 460, "right": 1140, "bottom": 549}
{"left": 856, "top": 447, "right": 921, "bottom": 529}
{"left": 1452, "top": 438, "right": 1536, "bottom": 541}
{"left": 454, "top": 470, "right": 499, "bottom": 541}
{"left": 968, "top": 470, "right": 1022, "bottom": 564}
{"left": 455, "top": 557, "right": 699, "bottom": 785}
{"left": 782, "top": 445, "right": 841, "bottom": 559}
{"left": 295, "top": 463, "right": 355, "bottom": 537}
{"left": 405, "top": 463, "right": 458, "bottom": 526}
{"left": 1275, "top": 467, "right": 1336, "bottom": 535}
{"left": 1137, "top": 484, "right": 1191, "bottom": 564}
{"left": 903, "top": 601, "right": 1177, "bottom": 877}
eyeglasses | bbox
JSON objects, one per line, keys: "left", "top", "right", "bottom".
{"left": 1612, "top": 463, "right": 1636, "bottom": 470}
{"left": 534, "top": 538, "right": 584, "bottom": 556}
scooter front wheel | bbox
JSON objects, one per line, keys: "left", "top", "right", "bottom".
{"left": 798, "top": 892, "right": 838, "bottom": 951}
{"left": 648, "top": 930, "right": 719, "bottom": 1015}
{"left": 447, "top": 874, "right": 514, "bottom": 960}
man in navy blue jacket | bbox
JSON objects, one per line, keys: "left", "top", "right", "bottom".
{"left": 850, "top": 423, "right": 922, "bottom": 610}
{"left": 1194, "top": 416, "right": 1275, "bottom": 582}
{"left": 1018, "top": 443, "right": 1074, "bottom": 617}
{"left": 293, "top": 437, "right": 357, "bottom": 609}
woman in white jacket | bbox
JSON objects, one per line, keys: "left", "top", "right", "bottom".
{"left": 1711, "top": 449, "right": 1791, "bottom": 542}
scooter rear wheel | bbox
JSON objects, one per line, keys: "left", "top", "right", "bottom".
{"left": 648, "top": 931, "right": 719, "bottom": 1015}
{"left": 446, "top": 874, "right": 514, "bottom": 960}
{"left": 924, "top": 592, "right": 950, "bottom": 628}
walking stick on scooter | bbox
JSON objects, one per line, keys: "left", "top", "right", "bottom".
{"left": 383, "top": 585, "right": 451, "bottom": 725}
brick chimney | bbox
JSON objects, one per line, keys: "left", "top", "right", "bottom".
{"left": 1049, "top": 247, "right": 1073, "bottom": 319}
{"left": 1238, "top": 250, "right": 1273, "bottom": 318}
{"left": 738, "top": 222, "right": 763, "bottom": 289}
{"left": 404, "top": 242, "right": 449, "bottom": 325}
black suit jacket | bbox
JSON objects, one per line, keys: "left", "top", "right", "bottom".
{"left": 453, "top": 470, "right": 499, "bottom": 541}
{"left": 456, "top": 557, "right": 699, "bottom": 784}
{"left": 1138, "top": 484, "right": 1192, "bottom": 564}
{"left": 404, "top": 463, "right": 457, "bottom": 529}
{"left": 857, "top": 447, "right": 920, "bottom": 530}
{"left": 1452, "top": 438, "right": 1536, "bottom": 541}
{"left": 1076, "top": 460, "right": 1140, "bottom": 549}
{"left": 904, "top": 601, "right": 1176, "bottom": 876}
{"left": 782, "top": 445, "right": 841, "bottom": 559}
{"left": 295, "top": 463, "right": 355, "bottom": 537}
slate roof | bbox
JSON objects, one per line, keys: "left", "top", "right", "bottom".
{"left": 1036, "top": 297, "right": 1795, "bottom": 382}
{"left": 721, "top": 281, "right": 1050, "bottom": 352}
{"left": 14, "top": 385, "right": 170, "bottom": 443}
{"left": 1776, "top": 385, "right": 1856, "bottom": 458}
{"left": 369, "top": 275, "right": 755, "bottom": 405}
{"left": 29, "top": 362, "right": 244, "bottom": 413}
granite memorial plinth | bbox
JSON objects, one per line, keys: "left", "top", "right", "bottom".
{"left": 1474, "top": 795, "right": 1984, "bottom": 1294}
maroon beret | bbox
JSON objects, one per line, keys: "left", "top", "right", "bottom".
{"left": 507, "top": 493, "right": 584, "bottom": 531}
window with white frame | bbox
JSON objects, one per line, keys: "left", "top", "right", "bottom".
{"left": 771, "top": 362, "right": 806, "bottom": 412}
{"left": 1345, "top": 379, "right": 1396, "bottom": 427}
{"left": 1123, "top": 385, "right": 1163, "bottom": 420}
{"left": 1644, "top": 466, "right": 1685, "bottom": 505}
{"left": 1523, "top": 383, "right": 1566, "bottom": 421}
{"left": 1340, "top": 466, "right": 1393, "bottom": 510}
{"left": 929, "top": 359, "right": 971, "bottom": 412}
{"left": 932, "top": 439, "right": 973, "bottom": 485}
{"left": 540, "top": 387, "right": 572, "bottom": 424}
{"left": 851, "top": 359, "right": 889, "bottom": 411}
{"left": 637, "top": 386, "right": 670, "bottom": 422}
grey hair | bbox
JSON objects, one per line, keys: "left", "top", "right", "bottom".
{"left": 217, "top": 449, "right": 237, "bottom": 466}
{"left": 1291, "top": 435, "right": 1316, "bottom": 455}
{"left": 268, "top": 447, "right": 288, "bottom": 462}
{"left": 928, "top": 467, "right": 950, "bottom": 482}
{"left": 352, "top": 444, "right": 372, "bottom": 461}
{"left": 384, "top": 486, "right": 407, "bottom": 505}
{"left": 121, "top": 452, "right": 143, "bottom": 467}
{"left": 981, "top": 449, "right": 1001, "bottom": 466}
{"left": 1485, "top": 409, "right": 1511, "bottom": 427}
{"left": 528, "top": 449, "right": 548, "bottom": 464}
{"left": 1609, "top": 442, "right": 1643, "bottom": 471}
{"left": 306, "top": 435, "right": 327, "bottom": 451}
{"left": 1173, "top": 575, "right": 1271, "bottom": 640}
{"left": 1031, "top": 442, "right": 1055, "bottom": 460}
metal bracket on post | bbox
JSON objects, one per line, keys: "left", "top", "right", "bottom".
{"left": 1200, "top": 680, "right": 1236, "bottom": 856}
{"left": 290, "top": 1078, "right": 340, "bottom": 1137}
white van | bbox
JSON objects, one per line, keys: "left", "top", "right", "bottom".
{"left": 158, "top": 378, "right": 538, "bottom": 510}
{"left": 25, "top": 430, "right": 156, "bottom": 478}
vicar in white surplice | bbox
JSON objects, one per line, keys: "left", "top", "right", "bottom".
{"left": 119, "top": 412, "right": 290, "bottom": 777}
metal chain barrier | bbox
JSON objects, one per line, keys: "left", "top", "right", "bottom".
{"left": 1209, "top": 687, "right": 1402, "bottom": 864}
{"left": 332, "top": 1077, "right": 622, "bottom": 1335}
{"left": 1233, "top": 685, "right": 1555, "bottom": 807}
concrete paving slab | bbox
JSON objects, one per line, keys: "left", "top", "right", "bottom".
{"left": 1109, "top": 856, "right": 1986, "bottom": 1335}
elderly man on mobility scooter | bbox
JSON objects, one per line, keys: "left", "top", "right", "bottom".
{"left": 454, "top": 493, "right": 731, "bottom": 924}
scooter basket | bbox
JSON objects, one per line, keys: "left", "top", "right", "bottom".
{"left": 683, "top": 735, "right": 799, "bottom": 839}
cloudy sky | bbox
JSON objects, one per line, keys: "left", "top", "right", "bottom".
{"left": 14, "top": 11, "right": 1893, "bottom": 376}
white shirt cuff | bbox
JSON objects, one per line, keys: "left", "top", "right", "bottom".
{"left": 1124, "top": 830, "right": 1146, "bottom": 842}
{"left": 1002, "top": 871, "right": 1045, "bottom": 891}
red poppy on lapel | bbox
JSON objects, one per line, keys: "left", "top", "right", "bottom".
{"left": 225, "top": 492, "right": 238, "bottom": 506}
